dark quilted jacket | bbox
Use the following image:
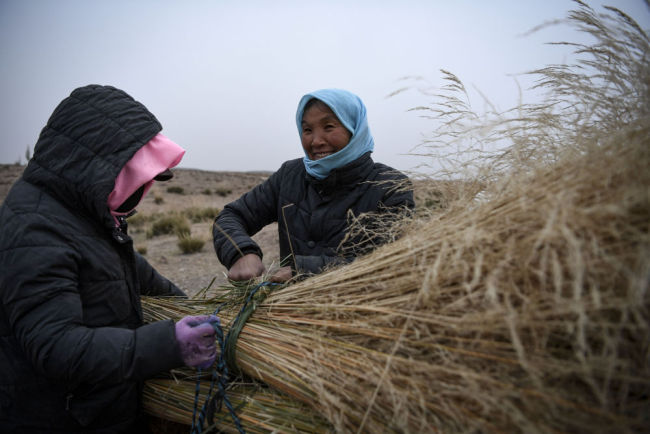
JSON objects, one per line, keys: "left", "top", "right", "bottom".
{"left": 0, "top": 85, "right": 184, "bottom": 433}
{"left": 213, "top": 153, "right": 414, "bottom": 274}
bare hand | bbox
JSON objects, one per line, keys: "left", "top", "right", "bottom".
{"left": 270, "top": 266, "right": 293, "bottom": 283}
{"left": 227, "top": 253, "right": 266, "bottom": 281}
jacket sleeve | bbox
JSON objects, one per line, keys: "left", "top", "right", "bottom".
{"left": 213, "top": 167, "right": 283, "bottom": 269}
{"left": 135, "top": 252, "right": 186, "bottom": 296}
{"left": 0, "top": 216, "right": 184, "bottom": 389}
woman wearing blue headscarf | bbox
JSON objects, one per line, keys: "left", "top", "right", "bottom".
{"left": 213, "top": 89, "right": 414, "bottom": 282}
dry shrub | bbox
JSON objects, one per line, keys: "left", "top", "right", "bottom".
{"left": 177, "top": 236, "right": 205, "bottom": 254}
{"left": 182, "top": 206, "right": 220, "bottom": 223}
{"left": 215, "top": 187, "right": 232, "bottom": 197}
{"left": 148, "top": 215, "right": 191, "bottom": 238}
{"left": 143, "top": 4, "right": 649, "bottom": 433}
{"left": 167, "top": 186, "right": 185, "bottom": 195}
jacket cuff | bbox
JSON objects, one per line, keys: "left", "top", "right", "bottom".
{"left": 225, "top": 244, "right": 263, "bottom": 269}
{"left": 132, "top": 320, "right": 184, "bottom": 378}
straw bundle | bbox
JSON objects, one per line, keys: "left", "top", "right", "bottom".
{"left": 142, "top": 296, "right": 332, "bottom": 433}
{"left": 143, "top": 4, "right": 649, "bottom": 432}
{"left": 220, "top": 139, "right": 648, "bottom": 433}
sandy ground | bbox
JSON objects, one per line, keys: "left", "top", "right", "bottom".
{"left": 0, "top": 164, "right": 279, "bottom": 296}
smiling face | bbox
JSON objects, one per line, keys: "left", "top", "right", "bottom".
{"left": 300, "top": 100, "right": 352, "bottom": 160}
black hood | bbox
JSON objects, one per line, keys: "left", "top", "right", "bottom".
{"left": 22, "top": 85, "right": 162, "bottom": 229}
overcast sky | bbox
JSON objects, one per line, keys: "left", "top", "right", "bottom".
{"left": 1, "top": 0, "right": 648, "bottom": 173}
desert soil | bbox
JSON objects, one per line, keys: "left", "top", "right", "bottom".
{"left": 0, "top": 164, "right": 279, "bottom": 296}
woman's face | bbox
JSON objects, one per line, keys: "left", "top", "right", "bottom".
{"left": 301, "top": 102, "right": 352, "bottom": 160}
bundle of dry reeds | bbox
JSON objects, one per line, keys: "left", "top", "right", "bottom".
{"left": 142, "top": 296, "right": 333, "bottom": 433}
{"left": 143, "top": 4, "right": 649, "bottom": 432}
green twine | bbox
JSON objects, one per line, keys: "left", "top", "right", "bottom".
{"left": 220, "top": 281, "right": 281, "bottom": 374}
{"left": 192, "top": 281, "right": 282, "bottom": 434}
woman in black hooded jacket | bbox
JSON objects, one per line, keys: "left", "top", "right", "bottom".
{"left": 0, "top": 85, "right": 219, "bottom": 433}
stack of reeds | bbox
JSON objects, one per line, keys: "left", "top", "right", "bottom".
{"left": 142, "top": 296, "right": 333, "bottom": 433}
{"left": 143, "top": 4, "right": 649, "bottom": 432}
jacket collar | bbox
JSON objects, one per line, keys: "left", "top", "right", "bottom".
{"left": 306, "top": 152, "right": 373, "bottom": 193}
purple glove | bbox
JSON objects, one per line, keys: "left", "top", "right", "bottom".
{"left": 175, "top": 314, "right": 220, "bottom": 369}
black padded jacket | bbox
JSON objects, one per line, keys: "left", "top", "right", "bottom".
{"left": 213, "top": 152, "right": 414, "bottom": 275}
{"left": 0, "top": 85, "right": 184, "bottom": 433}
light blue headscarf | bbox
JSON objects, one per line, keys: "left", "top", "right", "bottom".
{"left": 296, "top": 88, "right": 374, "bottom": 180}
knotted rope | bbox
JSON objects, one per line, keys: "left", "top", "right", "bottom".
{"left": 190, "top": 281, "right": 281, "bottom": 434}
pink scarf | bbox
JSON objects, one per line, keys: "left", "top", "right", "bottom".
{"left": 108, "top": 133, "right": 185, "bottom": 223}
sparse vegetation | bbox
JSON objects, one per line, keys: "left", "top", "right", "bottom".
{"left": 177, "top": 235, "right": 205, "bottom": 254}
{"left": 153, "top": 195, "right": 164, "bottom": 204}
{"left": 201, "top": 188, "right": 212, "bottom": 195}
{"left": 214, "top": 187, "right": 232, "bottom": 197}
{"left": 125, "top": 207, "right": 221, "bottom": 257}
{"left": 147, "top": 215, "right": 190, "bottom": 238}
{"left": 126, "top": 212, "right": 152, "bottom": 228}
{"left": 181, "top": 207, "right": 220, "bottom": 223}
{"left": 166, "top": 186, "right": 184, "bottom": 195}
